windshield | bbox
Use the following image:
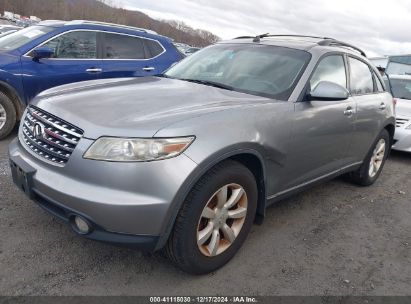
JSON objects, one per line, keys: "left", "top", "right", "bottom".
{"left": 164, "top": 44, "right": 311, "bottom": 100}
{"left": 390, "top": 78, "right": 411, "bottom": 100}
{"left": 0, "top": 26, "right": 54, "bottom": 51}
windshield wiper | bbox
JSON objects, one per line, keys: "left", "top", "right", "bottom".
{"left": 155, "top": 74, "right": 171, "bottom": 78}
{"left": 177, "top": 78, "right": 234, "bottom": 91}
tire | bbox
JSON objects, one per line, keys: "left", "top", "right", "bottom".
{"left": 166, "top": 160, "right": 258, "bottom": 274}
{"left": 348, "top": 129, "right": 390, "bottom": 186}
{"left": 0, "top": 92, "right": 17, "bottom": 140}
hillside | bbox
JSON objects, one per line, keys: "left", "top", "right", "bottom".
{"left": 0, "top": 0, "right": 220, "bottom": 47}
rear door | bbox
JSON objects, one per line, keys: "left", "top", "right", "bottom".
{"left": 347, "top": 56, "right": 387, "bottom": 162}
{"left": 284, "top": 54, "right": 356, "bottom": 188}
{"left": 100, "top": 32, "right": 164, "bottom": 78}
{"left": 21, "top": 30, "right": 102, "bottom": 101}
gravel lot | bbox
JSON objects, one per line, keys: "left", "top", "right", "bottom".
{"left": 1, "top": 129, "right": 411, "bottom": 296}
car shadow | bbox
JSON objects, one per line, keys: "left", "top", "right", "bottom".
{"left": 389, "top": 150, "right": 411, "bottom": 163}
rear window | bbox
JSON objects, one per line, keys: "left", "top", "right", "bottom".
{"left": 349, "top": 57, "right": 374, "bottom": 95}
{"left": 145, "top": 39, "right": 164, "bottom": 57}
{"left": 103, "top": 33, "right": 146, "bottom": 59}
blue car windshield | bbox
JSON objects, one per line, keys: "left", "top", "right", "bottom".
{"left": 165, "top": 43, "right": 311, "bottom": 100}
{"left": 0, "top": 26, "right": 54, "bottom": 51}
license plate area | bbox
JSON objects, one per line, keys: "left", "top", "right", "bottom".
{"left": 10, "top": 157, "right": 36, "bottom": 199}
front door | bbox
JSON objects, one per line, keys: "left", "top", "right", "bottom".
{"left": 21, "top": 30, "right": 102, "bottom": 101}
{"left": 282, "top": 54, "right": 355, "bottom": 190}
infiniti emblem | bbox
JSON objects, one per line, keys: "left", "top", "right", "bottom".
{"left": 33, "top": 122, "right": 45, "bottom": 139}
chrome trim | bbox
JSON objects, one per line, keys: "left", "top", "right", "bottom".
{"left": 23, "top": 29, "right": 166, "bottom": 61}
{"left": 28, "top": 107, "right": 83, "bottom": 138}
{"left": 65, "top": 20, "right": 158, "bottom": 35}
{"left": 86, "top": 68, "right": 103, "bottom": 73}
{"left": 267, "top": 162, "right": 363, "bottom": 200}
{"left": 21, "top": 106, "right": 83, "bottom": 165}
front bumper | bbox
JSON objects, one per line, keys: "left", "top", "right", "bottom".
{"left": 393, "top": 126, "right": 411, "bottom": 153}
{"left": 8, "top": 137, "right": 198, "bottom": 250}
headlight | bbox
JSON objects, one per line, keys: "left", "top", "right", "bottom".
{"left": 407, "top": 124, "right": 411, "bottom": 130}
{"left": 84, "top": 136, "right": 195, "bottom": 162}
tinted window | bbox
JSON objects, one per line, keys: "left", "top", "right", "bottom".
{"left": 43, "top": 31, "right": 97, "bottom": 59}
{"left": 0, "top": 26, "right": 54, "bottom": 50}
{"left": 165, "top": 44, "right": 311, "bottom": 100}
{"left": 103, "top": 33, "right": 145, "bottom": 59}
{"left": 349, "top": 57, "right": 374, "bottom": 94}
{"left": 390, "top": 78, "right": 411, "bottom": 100}
{"left": 310, "top": 55, "right": 346, "bottom": 89}
{"left": 145, "top": 39, "right": 163, "bottom": 57}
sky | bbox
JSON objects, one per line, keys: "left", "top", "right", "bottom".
{"left": 114, "top": 0, "right": 411, "bottom": 57}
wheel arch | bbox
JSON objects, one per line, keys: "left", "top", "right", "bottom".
{"left": 155, "top": 147, "right": 268, "bottom": 251}
{"left": 0, "top": 81, "right": 25, "bottom": 120}
{"left": 384, "top": 122, "right": 395, "bottom": 145}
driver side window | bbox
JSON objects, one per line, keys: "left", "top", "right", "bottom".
{"left": 42, "top": 31, "right": 97, "bottom": 59}
{"left": 310, "top": 55, "right": 347, "bottom": 89}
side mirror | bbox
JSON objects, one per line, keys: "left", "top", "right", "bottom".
{"left": 32, "top": 47, "right": 54, "bottom": 61}
{"left": 308, "top": 81, "right": 349, "bottom": 101}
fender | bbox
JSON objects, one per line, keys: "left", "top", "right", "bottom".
{"left": 154, "top": 144, "right": 268, "bottom": 251}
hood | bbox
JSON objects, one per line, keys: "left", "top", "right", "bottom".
{"left": 33, "top": 77, "right": 271, "bottom": 139}
{"left": 396, "top": 98, "right": 411, "bottom": 118}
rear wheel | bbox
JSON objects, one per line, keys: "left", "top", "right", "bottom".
{"left": 166, "top": 160, "right": 257, "bottom": 274}
{"left": 348, "top": 129, "right": 390, "bottom": 186}
{"left": 0, "top": 92, "right": 17, "bottom": 140}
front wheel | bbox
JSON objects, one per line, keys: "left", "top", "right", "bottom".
{"left": 348, "top": 129, "right": 390, "bottom": 186}
{"left": 166, "top": 160, "right": 257, "bottom": 274}
{"left": 0, "top": 92, "right": 17, "bottom": 140}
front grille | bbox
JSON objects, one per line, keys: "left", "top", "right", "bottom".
{"left": 21, "top": 106, "right": 83, "bottom": 165}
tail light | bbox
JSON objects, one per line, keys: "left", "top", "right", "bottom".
{"left": 393, "top": 98, "right": 397, "bottom": 107}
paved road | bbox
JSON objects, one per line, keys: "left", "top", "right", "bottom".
{"left": 1, "top": 129, "right": 410, "bottom": 296}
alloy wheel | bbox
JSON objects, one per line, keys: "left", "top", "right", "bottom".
{"left": 0, "top": 103, "right": 6, "bottom": 130}
{"left": 197, "top": 183, "right": 248, "bottom": 257}
{"left": 369, "top": 138, "right": 386, "bottom": 178}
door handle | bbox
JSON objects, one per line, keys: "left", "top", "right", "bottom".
{"left": 142, "top": 67, "right": 155, "bottom": 72}
{"left": 379, "top": 103, "right": 386, "bottom": 110}
{"left": 344, "top": 107, "right": 354, "bottom": 116}
{"left": 86, "top": 68, "right": 102, "bottom": 73}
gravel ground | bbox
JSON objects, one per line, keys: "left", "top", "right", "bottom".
{"left": 1, "top": 129, "right": 411, "bottom": 296}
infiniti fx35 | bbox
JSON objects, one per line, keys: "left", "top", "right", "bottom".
{"left": 9, "top": 35, "right": 395, "bottom": 274}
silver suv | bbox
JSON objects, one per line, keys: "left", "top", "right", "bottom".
{"left": 9, "top": 35, "right": 395, "bottom": 274}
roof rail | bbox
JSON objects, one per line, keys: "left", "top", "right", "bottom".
{"left": 233, "top": 34, "right": 367, "bottom": 57}
{"left": 66, "top": 20, "right": 158, "bottom": 35}
{"left": 234, "top": 34, "right": 334, "bottom": 42}
{"left": 234, "top": 36, "right": 256, "bottom": 39}
{"left": 318, "top": 38, "right": 367, "bottom": 57}
{"left": 38, "top": 20, "right": 65, "bottom": 25}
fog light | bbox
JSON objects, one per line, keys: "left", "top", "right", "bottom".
{"left": 73, "top": 216, "right": 90, "bottom": 234}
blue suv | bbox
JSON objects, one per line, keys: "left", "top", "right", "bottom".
{"left": 0, "top": 20, "right": 184, "bottom": 139}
